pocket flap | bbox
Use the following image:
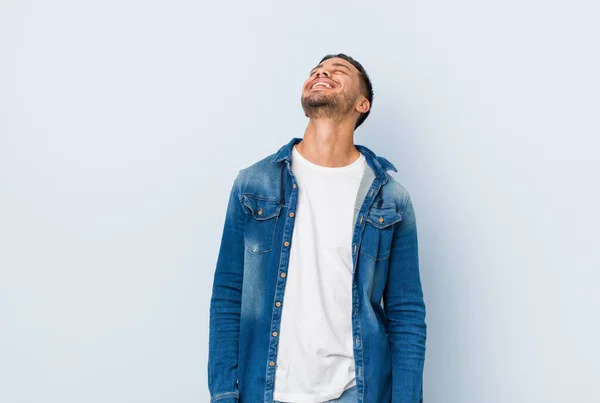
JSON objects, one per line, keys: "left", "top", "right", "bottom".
{"left": 366, "top": 207, "right": 402, "bottom": 229}
{"left": 242, "top": 196, "right": 282, "bottom": 220}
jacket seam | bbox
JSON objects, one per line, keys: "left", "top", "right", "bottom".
{"left": 399, "top": 190, "right": 410, "bottom": 217}
{"left": 234, "top": 170, "right": 243, "bottom": 203}
{"left": 211, "top": 391, "right": 239, "bottom": 401}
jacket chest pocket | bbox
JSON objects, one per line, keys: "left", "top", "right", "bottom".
{"left": 360, "top": 206, "right": 403, "bottom": 261}
{"left": 242, "top": 196, "right": 282, "bottom": 254}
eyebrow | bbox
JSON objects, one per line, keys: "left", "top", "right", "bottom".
{"left": 310, "top": 62, "right": 351, "bottom": 74}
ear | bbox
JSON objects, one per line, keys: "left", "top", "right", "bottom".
{"left": 356, "top": 97, "right": 370, "bottom": 114}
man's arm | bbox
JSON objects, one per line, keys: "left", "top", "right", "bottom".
{"left": 208, "top": 172, "right": 245, "bottom": 403}
{"left": 383, "top": 191, "right": 427, "bottom": 403}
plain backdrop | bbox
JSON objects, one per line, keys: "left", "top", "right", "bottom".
{"left": 1, "top": 1, "right": 598, "bottom": 402}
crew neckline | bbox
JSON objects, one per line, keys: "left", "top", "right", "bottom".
{"left": 292, "top": 144, "right": 365, "bottom": 173}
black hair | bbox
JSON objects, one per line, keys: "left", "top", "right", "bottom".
{"left": 318, "top": 53, "right": 374, "bottom": 129}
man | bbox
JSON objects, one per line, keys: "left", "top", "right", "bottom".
{"left": 208, "top": 53, "right": 427, "bottom": 403}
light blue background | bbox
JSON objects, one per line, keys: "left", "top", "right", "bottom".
{"left": 1, "top": 1, "right": 598, "bottom": 402}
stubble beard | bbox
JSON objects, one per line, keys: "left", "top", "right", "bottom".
{"left": 301, "top": 89, "right": 358, "bottom": 121}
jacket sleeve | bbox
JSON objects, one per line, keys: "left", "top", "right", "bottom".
{"left": 207, "top": 172, "right": 246, "bottom": 403}
{"left": 383, "top": 191, "right": 427, "bottom": 403}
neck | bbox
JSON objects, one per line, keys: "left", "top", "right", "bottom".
{"left": 297, "top": 119, "right": 361, "bottom": 168}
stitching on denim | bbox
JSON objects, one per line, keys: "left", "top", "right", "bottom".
{"left": 400, "top": 191, "right": 410, "bottom": 217}
{"left": 235, "top": 171, "right": 243, "bottom": 205}
{"left": 358, "top": 291, "right": 366, "bottom": 403}
{"left": 359, "top": 250, "right": 390, "bottom": 261}
{"left": 242, "top": 197, "right": 282, "bottom": 220}
{"left": 365, "top": 215, "right": 401, "bottom": 230}
{"left": 240, "top": 193, "right": 281, "bottom": 202}
{"left": 211, "top": 390, "right": 239, "bottom": 402}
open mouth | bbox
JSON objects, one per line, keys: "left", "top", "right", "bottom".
{"left": 309, "top": 79, "right": 336, "bottom": 91}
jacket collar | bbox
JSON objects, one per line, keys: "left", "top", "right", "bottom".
{"left": 270, "top": 137, "right": 397, "bottom": 183}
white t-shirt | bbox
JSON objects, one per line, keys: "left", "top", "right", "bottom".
{"left": 273, "top": 144, "right": 366, "bottom": 402}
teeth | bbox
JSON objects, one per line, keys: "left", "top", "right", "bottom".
{"left": 312, "top": 81, "right": 332, "bottom": 89}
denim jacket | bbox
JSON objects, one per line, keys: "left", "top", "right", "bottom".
{"left": 208, "top": 137, "right": 426, "bottom": 403}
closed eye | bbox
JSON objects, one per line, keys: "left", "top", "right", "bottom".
{"left": 309, "top": 69, "right": 345, "bottom": 77}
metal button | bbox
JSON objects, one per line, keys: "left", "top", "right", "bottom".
{"left": 258, "top": 208, "right": 263, "bottom": 215}
{"left": 289, "top": 212, "right": 295, "bottom": 217}
{"left": 269, "top": 361, "right": 275, "bottom": 367}
{"left": 284, "top": 241, "right": 290, "bottom": 247}
{"left": 272, "top": 331, "right": 278, "bottom": 337}
{"left": 275, "top": 301, "right": 281, "bottom": 307}
{"left": 378, "top": 216, "right": 384, "bottom": 223}
{"left": 280, "top": 272, "right": 286, "bottom": 278}
{"left": 293, "top": 183, "right": 297, "bottom": 189}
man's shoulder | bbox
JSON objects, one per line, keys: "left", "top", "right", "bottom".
{"left": 372, "top": 148, "right": 410, "bottom": 213}
{"left": 383, "top": 171, "right": 408, "bottom": 195}
{"left": 237, "top": 151, "right": 280, "bottom": 179}
{"left": 233, "top": 151, "right": 283, "bottom": 199}
{"left": 383, "top": 172, "right": 411, "bottom": 213}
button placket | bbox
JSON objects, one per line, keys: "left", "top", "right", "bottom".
{"left": 269, "top": 178, "right": 296, "bottom": 377}
{"left": 282, "top": 181, "right": 296, "bottom": 248}
{"left": 349, "top": 180, "right": 383, "bottom": 393}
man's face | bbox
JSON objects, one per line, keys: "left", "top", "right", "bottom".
{"left": 301, "top": 57, "right": 366, "bottom": 122}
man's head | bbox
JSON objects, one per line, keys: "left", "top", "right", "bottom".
{"left": 301, "top": 53, "right": 374, "bottom": 130}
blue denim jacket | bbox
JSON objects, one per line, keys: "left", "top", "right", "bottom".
{"left": 208, "top": 137, "right": 426, "bottom": 403}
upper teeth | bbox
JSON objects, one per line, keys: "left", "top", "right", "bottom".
{"left": 312, "top": 81, "right": 331, "bottom": 89}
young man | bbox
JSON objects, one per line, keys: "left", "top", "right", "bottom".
{"left": 208, "top": 53, "right": 426, "bottom": 403}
